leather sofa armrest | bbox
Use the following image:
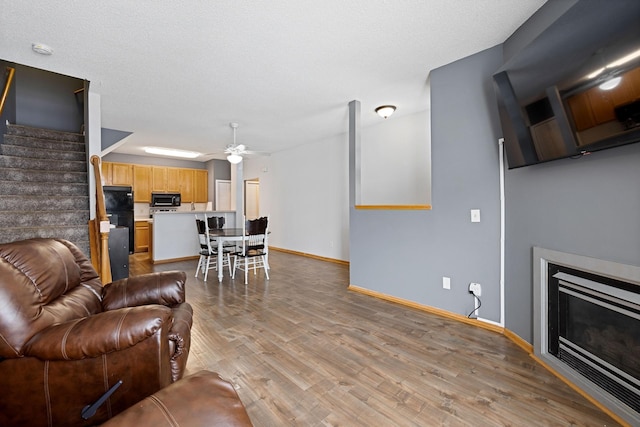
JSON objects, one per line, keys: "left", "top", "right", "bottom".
{"left": 23, "top": 305, "right": 172, "bottom": 360}
{"left": 102, "top": 271, "right": 187, "bottom": 311}
{"left": 100, "top": 370, "right": 253, "bottom": 426}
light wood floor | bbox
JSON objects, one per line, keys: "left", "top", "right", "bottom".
{"left": 130, "top": 251, "right": 621, "bottom": 426}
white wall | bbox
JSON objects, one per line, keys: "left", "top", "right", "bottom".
{"left": 243, "top": 133, "right": 350, "bottom": 261}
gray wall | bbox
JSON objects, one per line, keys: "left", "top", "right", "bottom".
{"left": 15, "top": 64, "right": 83, "bottom": 133}
{"left": 350, "top": 45, "right": 504, "bottom": 322}
{"left": 504, "top": 144, "right": 640, "bottom": 342}
{"left": 350, "top": 0, "right": 640, "bottom": 345}
{"left": 501, "top": 0, "right": 640, "bottom": 343}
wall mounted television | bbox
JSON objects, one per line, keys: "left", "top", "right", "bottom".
{"left": 493, "top": 0, "right": 640, "bottom": 169}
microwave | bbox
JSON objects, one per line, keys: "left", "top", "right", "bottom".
{"left": 151, "top": 192, "right": 181, "bottom": 207}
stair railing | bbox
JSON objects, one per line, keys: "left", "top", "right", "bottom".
{"left": 90, "top": 155, "right": 112, "bottom": 283}
{"left": 0, "top": 67, "right": 16, "bottom": 117}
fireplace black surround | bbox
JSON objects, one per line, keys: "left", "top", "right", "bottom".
{"left": 533, "top": 247, "right": 640, "bottom": 426}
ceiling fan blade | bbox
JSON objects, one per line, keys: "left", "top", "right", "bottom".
{"left": 242, "top": 150, "right": 271, "bottom": 157}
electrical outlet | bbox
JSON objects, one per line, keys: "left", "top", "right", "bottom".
{"left": 468, "top": 282, "right": 482, "bottom": 296}
{"left": 443, "top": 276, "right": 451, "bottom": 290}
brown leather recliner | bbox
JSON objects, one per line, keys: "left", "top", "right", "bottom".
{"left": 0, "top": 238, "right": 193, "bottom": 426}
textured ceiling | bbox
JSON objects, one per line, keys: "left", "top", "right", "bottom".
{"left": 0, "top": 0, "right": 546, "bottom": 161}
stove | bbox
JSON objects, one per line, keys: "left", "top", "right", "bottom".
{"left": 149, "top": 208, "right": 177, "bottom": 218}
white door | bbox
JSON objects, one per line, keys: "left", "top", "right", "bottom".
{"left": 215, "top": 179, "right": 232, "bottom": 210}
{"left": 245, "top": 179, "right": 259, "bottom": 219}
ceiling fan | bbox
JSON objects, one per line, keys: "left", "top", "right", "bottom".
{"left": 204, "top": 122, "right": 268, "bottom": 164}
{"left": 225, "top": 122, "right": 247, "bottom": 164}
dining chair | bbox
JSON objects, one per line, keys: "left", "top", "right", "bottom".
{"left": 195, "top": 216, "right": 233, "bottom": 281}
{"left": 232, "top": 216, "right": 269, "bottom": 285}
{"left": 207, "top": 215, "right": 237, "bottom": 251}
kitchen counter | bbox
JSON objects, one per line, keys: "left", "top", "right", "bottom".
{"left": 151, "top": 211, "right": 236, "bottom": 263}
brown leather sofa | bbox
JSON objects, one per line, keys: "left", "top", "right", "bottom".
{"left": 0, "top": 238, "right": 193, "bottom": 426}
{"left": 101, "top": 370, "right": 253, "bottom": 426}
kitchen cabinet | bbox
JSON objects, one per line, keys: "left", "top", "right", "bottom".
{"left": 133, "top": 165, "right": 152, "bottom": 202}
{"left": 101, "top": 162, "right": 133, "bottom": 186}
{"left": 110, "top": 163, "right": 133, "bottom": 186}
{"left": 101, "top": 162, "right": 113, "bottom": 185}
{"left": 166, "top": 168, "right": 181, "bottom": 192}
{"left": 102, "top": 162, "right": 207, "bottom": 202}
{"left": 151, "top": 167, "right": 167, "bottom": 192}
{"left": 179, "top": 169, "right": 194, "bottom": 202}
{"left": 151, "top": 166, "right": 181, "bottom": 193}
{"left": 134, "top": 220, "right": 150, "bottom": 253}
{"left": 194, "top": 169, "right": 208, "bottom": 203}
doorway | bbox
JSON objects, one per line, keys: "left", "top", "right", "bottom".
{"left": 244, "top": 179, "right": 260, "bottom": 219}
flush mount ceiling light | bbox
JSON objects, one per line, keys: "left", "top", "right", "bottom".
{"left": 31, "top": 43, "right": 53, "bottom": 55}
{"left": 144, "top": 147, "right": 200, "bottom": 159}
{"left": 599, "top": 76, "right": 622, "bottom": 91}
{"left": 375, "top": 105, "right": 396, "bottom": 119}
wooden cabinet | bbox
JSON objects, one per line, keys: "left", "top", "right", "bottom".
{"left": 166, "top": 168, "right": 181, "bottom": 192}
{"left": 101, "top": 162, "right": 133, "bottom": 186}
{"left": 133, "top": 165, "right": 152, "bottom": 202}
{"left": 150, "top": 166, "right": 181, "bottom": 193}
{"left": 101, "top": 161, "right": 113, "bottom": 185}
{"left": 178, "top": 169, "right": 194, "bottom": 202}
{"left": 151, "top": 167, "right": 168, "bottom": 192}
{"left": 134, "top": 220, "right": 150, "bottom": 253}
{"left": 101, "top": 162, "right": 207, "bottom": 202}
{"left": 110, "top": 163, "right": 133, "bottom": 186}
{"left": 194, "top": 169, "right": 208, "bottom": 203}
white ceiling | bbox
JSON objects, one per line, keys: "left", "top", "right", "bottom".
{"left": 0, "top": 0, "right": 546, "bottom": 161}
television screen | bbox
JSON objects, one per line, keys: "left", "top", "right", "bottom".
{"left": 493, "top": 0, "right": 640, "bottom": 169}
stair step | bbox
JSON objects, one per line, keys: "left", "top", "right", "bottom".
{"left": 0, "top": 143, "right": 86, "bottom": 162}
{"left": 0, "top": 210, "right": 89, "bottom": 228}
{"left": 0, "top": 227, "right": 91, "bottom": 257}
{"left": 1, "top": 124, "right": 90, "bottom": 257}
{"left": 0, "top": 180, "right": 88, "bottom": 196}
{"left": 0, "top": 195, "right": 89, "bottom": 211}
{"left": 0, "top": 155, "right": 87, "bottom": 172}
{"left": 3, "top": 134, "right": 86, "bottom": 153}
{"left": 0, "top": 168, "right": 87, "bottom": 183}
{"left": 6, "top": 124, "right": 84, "bottom": 143}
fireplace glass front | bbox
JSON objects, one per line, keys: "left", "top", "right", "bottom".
{"left": 548, "top": 264, "right": 640, "bottom": 413}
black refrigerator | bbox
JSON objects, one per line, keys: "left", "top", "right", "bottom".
{"left": 103, "top": 186, "right": 134, "bottom": 254}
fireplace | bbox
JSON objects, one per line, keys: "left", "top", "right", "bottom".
{"left": 533, "top": 247, "right": 640, "bottom": 426}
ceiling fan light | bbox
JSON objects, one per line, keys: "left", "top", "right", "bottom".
{"left": 375, "top": 105, "right": 396, "bottom": 119}
{"left": 599, "top": 76, "right": 622, "bottom": 91}
{"left": 227, "top": 153, "right": 243, "bottom": 164}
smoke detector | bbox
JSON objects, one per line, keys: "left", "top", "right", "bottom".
{"left": 32, "top": 43, "right": 53, "bottom": 55}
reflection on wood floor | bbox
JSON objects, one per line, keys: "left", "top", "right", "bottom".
{"left": 129, "top": 251, "right": 621, "bottom": 427}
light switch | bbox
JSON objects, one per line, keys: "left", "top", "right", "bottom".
{"left": 470, "top": 209, "right": 481, "bottom": 223}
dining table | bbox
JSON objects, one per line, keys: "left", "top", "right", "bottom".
{"left": 208, "top": 228, "right": 246, "bottom": 282}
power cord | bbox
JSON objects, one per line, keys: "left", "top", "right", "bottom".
{"left": 467, "top": 294, "right": 482, "bottom": 318}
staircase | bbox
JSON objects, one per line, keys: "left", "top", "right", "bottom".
{"left": 0, "top": 124, "right": 90, "bottom": 255}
